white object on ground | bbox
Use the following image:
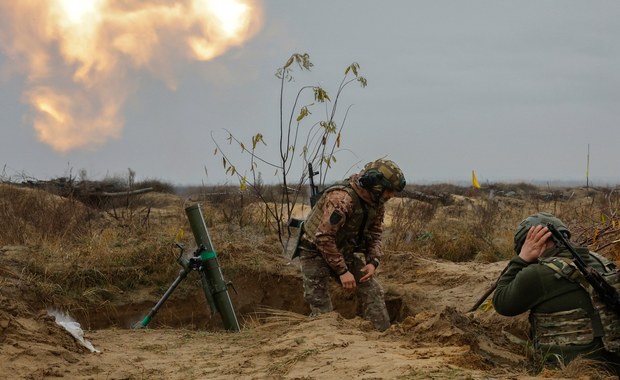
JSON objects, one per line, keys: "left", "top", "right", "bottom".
{"left": 47, "top": 308, "right": 100, "bottom": 353}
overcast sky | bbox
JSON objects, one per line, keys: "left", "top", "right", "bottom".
{"left": 1, "top": 1, "right": 619, "bottom": 187}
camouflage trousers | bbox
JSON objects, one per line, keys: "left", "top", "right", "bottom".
{"left": 299, "top": 249, "right": 390, "bottom": 331}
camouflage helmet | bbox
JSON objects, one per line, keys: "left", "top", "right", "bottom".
{"left": 359, "top": 159, "right": 406, "bottom": 192}
{"left": 513, "top": 212, "right": 571, "bottom": 254}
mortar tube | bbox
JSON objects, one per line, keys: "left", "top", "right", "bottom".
{"left": 185, "top": 204, "right": 240, "bottom": 332}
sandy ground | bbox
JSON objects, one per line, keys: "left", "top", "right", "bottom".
{"left": 1, "top": 245, "right": 544, "bottom": 380}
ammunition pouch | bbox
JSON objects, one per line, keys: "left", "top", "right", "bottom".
{"left": 540, "top": 256, "right": 620, "bottom": 353}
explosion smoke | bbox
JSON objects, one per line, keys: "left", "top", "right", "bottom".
{"left": 0, "top": 0, "right": 262, "bottom": 152}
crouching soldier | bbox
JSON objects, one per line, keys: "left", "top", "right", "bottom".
{"left": 493, "top": 212, "right": 620, "bottom": 375}
{"left": 297, "top": 159, "right": 406, "bottom": 331}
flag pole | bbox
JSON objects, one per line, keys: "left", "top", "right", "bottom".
{"left": 586, "top": 143, "right": 590, "bottom": 190}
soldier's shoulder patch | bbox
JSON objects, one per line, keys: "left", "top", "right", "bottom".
{"left": 329, "top": 211, "right": 343, "bottom": 225}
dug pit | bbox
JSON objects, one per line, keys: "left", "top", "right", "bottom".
{"left": 69, "top": 267, "right": 408, "bottom": 331}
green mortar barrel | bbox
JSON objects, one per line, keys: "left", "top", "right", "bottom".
{"left": 185, "top": 204, "right": 241, "bottom": 332}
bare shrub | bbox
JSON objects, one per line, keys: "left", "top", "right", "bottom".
{"left": 552, "top": 187, "right": 620, "bottom": 262}
{"left": 421, "top": 196, "right": 514, "bottom": 262}
{"left": 212, "top": 53, "right": 368, "bottom": 251}
{"left": 469, "top": 198, "right": 509, "bottom": 261}
{"left": 219, "top": 192, "right": 250, "bottom": 226}
{"left": 383, "top": 198, "right": 437, "bottom": 251}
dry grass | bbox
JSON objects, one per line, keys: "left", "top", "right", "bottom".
{"left": 3, "top": 181, "right": 618, "bottom": 307}
{"left": 1, "top": 181, "right": 620, "bottom": 377}
{"left": 0, "top": 184, "right": 94, "bottom": 245}
{"left": 537, "top": 355, "right": 618, "bottom": 379}
{"left": 249, "top": 306, "right": 309, "bottom": 329}
{"left": 384, "top": 185, "right": 620, "bottom": 265}
{"left": 0, "top": 183, "right": 188, "bottom": 310}
{"left": 383, "top": 197, "right": 437, "bottom": 251}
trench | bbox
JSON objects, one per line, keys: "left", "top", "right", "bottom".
{"left": 71, "top": 268, "right": 407, "bottom": 331}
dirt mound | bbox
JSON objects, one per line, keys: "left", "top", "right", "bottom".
{"left": 0, "top": 246, "right": 89, "bottom": 379}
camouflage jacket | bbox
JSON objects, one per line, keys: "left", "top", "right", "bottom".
{"left": 301, "top": 174, "right": 385, "bottom": 275}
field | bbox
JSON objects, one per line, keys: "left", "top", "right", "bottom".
{"left": 1, "top": 181, "right": 619, "bottom": 379}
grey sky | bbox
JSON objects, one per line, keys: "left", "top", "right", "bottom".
{"left": 1, "top": 1, "right": 619, "bottom": 186}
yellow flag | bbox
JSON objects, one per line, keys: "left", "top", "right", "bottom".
{"left": 472, "top": 170, "right": 481, "bottom": 189}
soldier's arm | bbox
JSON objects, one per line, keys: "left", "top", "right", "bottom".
{"left": 492, "top": 257, "right": 546, "bottom": 316}
{"left": 314, "top": 190, "right": 353, "bottom": 275}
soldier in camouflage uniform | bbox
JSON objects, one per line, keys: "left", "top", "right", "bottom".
{"left": 297, "top": 159, "right": 406, "bottom": 331}
{"left": 493, "top": 212, "right": 620, "bottom": 375}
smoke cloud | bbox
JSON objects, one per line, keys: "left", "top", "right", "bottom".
{"left": 0, "top": 0, "right": 262, "bottom": 152}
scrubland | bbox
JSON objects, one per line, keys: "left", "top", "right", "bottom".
{"left": 1, "top": 180, "right": 619, "bottom": 379}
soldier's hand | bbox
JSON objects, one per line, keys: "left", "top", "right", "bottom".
{"left": 359, "top": 264, "right": 376, "bottom": 283}
{"left": 339, "top": 271, "right": 356, "bottom": 290}
{"left": 519, "top": 225, "right": 552, "bottom": 263}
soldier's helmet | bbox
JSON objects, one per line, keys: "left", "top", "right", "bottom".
{"left": 513, "top": 212, "right": 571, "bottom": 254}
{"left": 359, "top": 159, "right": 406, "bottom": 192}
